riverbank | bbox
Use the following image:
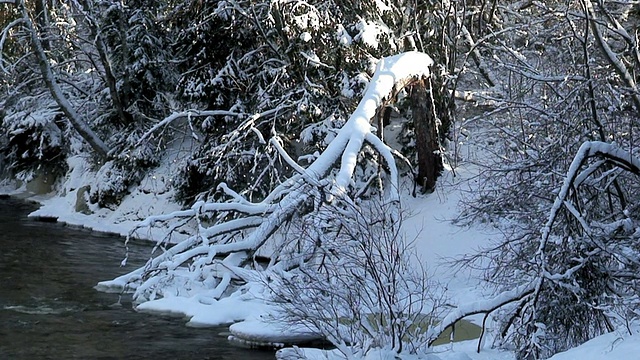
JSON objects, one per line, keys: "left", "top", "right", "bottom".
{"left": 1, "top": 155, "right": 501, "bottom": 355}
{"left": 0, "top": 155, "right": 188, "bottom": 242}
{"left": 4, "top": 160, "right": 639, "bottom": 360}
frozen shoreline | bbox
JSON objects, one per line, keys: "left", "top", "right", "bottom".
{"left": 0, "top": 155, "right": 189, "bottom": 243}
{"left": 1, "top": 160, "right": 497, "bottom": 350}
{"left": 2, "top": 158, "right": 637, "bottom": 359}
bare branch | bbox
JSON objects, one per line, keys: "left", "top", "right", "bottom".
{"left": 583, "top": 0, "right": 640, "bottom": 111}
{"left": 0, "top": 18, "right": 27, "bottom": 74}
{"left": 15, "top": 0, "right": 110, "bottom": 158}
{"left": 428, "top": 283, "right": 536, "bottom": 346}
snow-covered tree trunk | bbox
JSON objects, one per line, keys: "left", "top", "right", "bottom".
{"left": 15, "top": 0, "right": 110, "bottom": 159}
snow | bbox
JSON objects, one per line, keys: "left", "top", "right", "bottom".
{"left": 547, "top": 325, "right": 640, "bottom": 360}
{"left": 354, "top": 19, "right": 394, "bottom": 50}
{"left": 320, "top": 51, "right": 433, "bottom": 200}
{"left": 300, "top": 32, "right": 312, "bottom": 42}
{"left": 401, "top": 164, "right": 497, "bottom": 305}
{"left": 336, "top": 24, "right": 352, "bottom": 47}
{"left": 229, "top": 317, "right": 321, "bottom": 346}
{"left": 24, "top": 155, "right": 185, "bottom": 241}
{"left": 276, "top": 339, "right": 515, "bottom": 360}
{"left": 6, "top": 136, "right": 640, "bottom": 360}
{"left": 135, "top": 292, "right": 271, "bottom": 328}
{"left": 4, "top": 49, "right": 640, "bottom": 360}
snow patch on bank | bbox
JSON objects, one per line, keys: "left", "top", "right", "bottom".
{"left": 547, "top": 324, "right": 640, "bottom": 360}
{"left": 9, "top": 149, "right": 191, "bottom": 243}
{"left": 136, "top": 292, "right": 271, "bottom": 328}
{"left": 275, "top": 339, "right": 516, "bottom": 360}
{"left": 229, "top": 316, "right": 321, "bottom": 347}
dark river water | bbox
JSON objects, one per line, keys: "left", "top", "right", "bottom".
{"left": 0, "top": 197, "right": 275, "bottom": 359}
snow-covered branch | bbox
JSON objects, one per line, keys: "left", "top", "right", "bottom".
{"left": 539, "top": 141, "right": 640, "bottom": 255}
{"left": 135, "top": 109, "right": 243, "bottom": 147}
{"left": 0, "top": 18, "right": 26, "bottom": 74}
{"left": 428, "top": 283, "right": 536, "bottom": 346}
{"left": 584, "top": 0, "right": 640, "bottom": 111}
{"left": 477, "top": 139, "right": 640, "bottom": 357}
{"left": 101, "top": 52, "right": 435, "bottom": 305}
{"left": 15, "top": 0, "right": 110, "bottom": 158}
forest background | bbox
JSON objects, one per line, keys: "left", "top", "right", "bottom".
{"left": 1, "top": 1, "right": 640, "bottom": 359}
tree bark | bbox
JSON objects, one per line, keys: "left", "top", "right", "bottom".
{"left": 583, "top": 0, "right": 640, "bottom": 112}
{"left": 410, "top": 79, "right": 443, "bottom": 193}
{"left": 17, "top": 0, "right": 110, "bottom": 159}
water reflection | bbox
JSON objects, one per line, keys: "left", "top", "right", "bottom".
{"left": 0, "top": 197, "right": 274, "bottom": 359}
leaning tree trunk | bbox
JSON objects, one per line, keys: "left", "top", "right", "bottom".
{"left": 34, "top": 0, "right": 50, "bottom": 51}
{"left": 410, "top": 79, "right": 444, "bottom": 193}
{"left": 17, "top": 0, "right": 110, "bottom": 159}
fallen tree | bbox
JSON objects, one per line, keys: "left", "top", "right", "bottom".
{"left": 98, "top": 51, "right": 436, "bottom": 306}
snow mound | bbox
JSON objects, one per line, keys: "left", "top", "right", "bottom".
{"left": 134, "top": 293, "right": 272, "bottom": 327}
{"left": 229, "top": 317, "right": 321, "bottom": 347}
{"left": 548, "top": 326, "right": 640, "bottom": 360}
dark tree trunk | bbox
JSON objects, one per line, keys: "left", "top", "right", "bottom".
{"left": 77, "top": 0, "right": 130, "bottom": 124}
{"left": 410, "top": 79, "right": 443, "bottom": 193}
{"left": 376, "top": 104, "right": 392, "bottom": 141}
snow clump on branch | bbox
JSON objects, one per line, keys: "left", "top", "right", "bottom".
{"left": 97, "top": 51, "right": 434, "bottom": 313}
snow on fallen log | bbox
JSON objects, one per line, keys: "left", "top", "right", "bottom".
{"left": 98, "top": 52, "right": 436, "bottom": 342}
{"left": 316, "top": 51, "right": 433, "bottom": 200}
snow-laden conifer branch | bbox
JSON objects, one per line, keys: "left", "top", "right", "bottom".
{"left": 100, "top": 51, "right": 435, "bottom": 303}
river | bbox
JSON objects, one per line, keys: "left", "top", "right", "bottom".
{"left": 0, "top": 197, "right": 275, "bottom": 359}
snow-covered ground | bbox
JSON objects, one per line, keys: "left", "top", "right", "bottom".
{"left": 3, "top": 49, "right": 639, "bottom": 358}
{"left": 3, "top": 126, "right": 640, "bottom": 360}
{"left": 4, "top": 146, "right": 640, "bottom": 359}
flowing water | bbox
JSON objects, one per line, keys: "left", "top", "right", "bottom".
{"left": 0, "top": 197, "right": 275, "bottom": 359}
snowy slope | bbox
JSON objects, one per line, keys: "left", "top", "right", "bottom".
{"left": 3, "top": 49, "right": 639, "bottom": 359}
{"left": 547, "top": 325, "right": 640, "bottom": 360}
{"left": 5, "top": 126, "right": 640, "bottom": 360}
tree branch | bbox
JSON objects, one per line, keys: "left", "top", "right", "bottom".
{"left": 583, "top": 0, "right": 640, "bottom": 111}
{"left": 428, "top": 283, "right": 536, "bottom": 346}
{"left": 16, "top": 0, "right": 110, "bottom": 158}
